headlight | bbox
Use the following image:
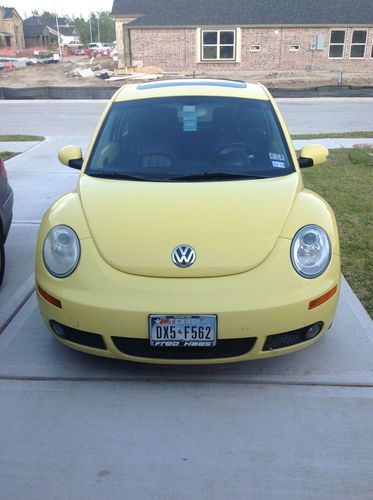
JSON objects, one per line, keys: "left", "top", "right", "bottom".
{"left": 291, "top": 225, "right": 331, "bottom": 278}
{"left": 43, "top": 225, "right": 80, "bottom": 278}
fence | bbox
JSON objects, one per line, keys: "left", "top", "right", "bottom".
{"left": 0, "top": 86, "right": 119, "bottom": 100}
{"left": 0, "top": 85, "right": 372, "bottom": 100}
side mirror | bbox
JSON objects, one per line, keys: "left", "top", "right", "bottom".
{"left": 58, "top": 145, "right": 83, "bottom": 170}
{"left": 298, "top": 144, "right": 329, "bottom": 168}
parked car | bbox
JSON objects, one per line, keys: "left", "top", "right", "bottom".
{"left": 33, "top": 50, "right": 60, "bottom": 64}
{"left": 65, "top": 40, "right": 82, "bottom": 48}
{"left": 0, "top": 157, "right": 13, "bottom": 286}
{"left": 76, "top": 47, "right": 86, "bottom": 56}
{"left": 36, "top": 79, "right": 340, "bottom": 364}
{"left": 87, "top": 42, "right": 105, "bottom": 51}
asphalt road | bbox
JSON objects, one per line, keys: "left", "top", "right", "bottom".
{"left": 1, "top": 97, "right": 373, "bottom": 136}
{"left": 0, "top": 100, "right": 372, "bottom": 499}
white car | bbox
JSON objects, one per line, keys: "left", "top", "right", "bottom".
{"left": 65, "top": 40, "right": 82, "bottom": 48}
{"left": 88, "top": 43, "right": 105, "bottom": 51}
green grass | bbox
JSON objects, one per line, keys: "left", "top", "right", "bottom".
{"left": 0, "top": 135, "right": 45, "bottom": 142}
{"left": 0, "top": 151, "right": 19, "bottom": 160}
{"left": 292, "top": 131, "right": 373, "bottom": 140}
{"left": 302, "top": 148, "right": 373, "bottom": 316}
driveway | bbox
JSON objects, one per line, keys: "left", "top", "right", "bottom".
{"left": 0, "top": 100, "right": 372, "bottom": 500}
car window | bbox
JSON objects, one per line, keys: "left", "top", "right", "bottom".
{"left": 86, "top": 96, "right": 295, "bottom": 181}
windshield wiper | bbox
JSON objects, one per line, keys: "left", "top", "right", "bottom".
{"left": 87, "top": 171, "right": 270, "bottom": 182}
{"left": 87, "top": 172, "right": 157, "bottom": 182}
{"left": 166, "top": 172, "right": 270, "bottom": 181}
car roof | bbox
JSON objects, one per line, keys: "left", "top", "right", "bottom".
{"left": 114, "top": 79, "right": 270, "bottom": 102}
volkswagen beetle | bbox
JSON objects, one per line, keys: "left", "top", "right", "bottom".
{"left": 36, "top": 79, "right": 340, "bottom": 364}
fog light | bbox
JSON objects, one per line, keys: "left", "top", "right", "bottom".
{"left": 51, "top": 322, "right": 66, "bottom": 338}
{"left": 305, "top": 322, "right": 323, "bottom": 340}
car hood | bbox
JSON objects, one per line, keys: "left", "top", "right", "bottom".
{"left": 79, "top": 174, "right": 299, "bottom": 278}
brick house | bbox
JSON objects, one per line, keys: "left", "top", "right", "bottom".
{"left": 111, "top": 0, "right": 373, "bottom": 73}
{"left": 0, "top": 6, "right": 25, "bottom": 50}
{"left": 23, "top": 16, "right": 80, "bottom": 48}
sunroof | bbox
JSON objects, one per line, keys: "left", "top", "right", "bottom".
{"left": 138, "top": 80, "right": 247, "bottom": 90}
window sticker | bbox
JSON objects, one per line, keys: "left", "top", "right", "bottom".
{"left": 183, "top": 105, "right": 198, "bottom": 132}
{"left": 272, "top": 161, "right": 286, "bottom": 168}
{"left": 269, "top": 152, "right": 285, "bottom": 161}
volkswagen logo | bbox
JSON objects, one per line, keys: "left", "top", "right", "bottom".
{"left": 172, "top": 245, "right": 196, "bottom": 268}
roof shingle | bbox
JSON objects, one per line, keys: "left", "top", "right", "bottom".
{"left": 2, "top": 6, "right": 16, "bottom": 19}
{"left": 111, "top": 0, "right": 373, "bottom": 26}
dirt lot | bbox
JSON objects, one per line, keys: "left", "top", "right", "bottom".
{"left": 212, "top": 70, "right": 373, "bottom": 88}
{"left": 0, "top": 57, "right": 120, "bottom": 88}
{"left": 1, "top": 55, "right": 372, "bottom": 88}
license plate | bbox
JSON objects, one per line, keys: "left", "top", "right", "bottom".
{"left": 149, "top": 315, "right": 217, "bottom": 347}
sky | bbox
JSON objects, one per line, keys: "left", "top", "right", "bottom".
{"left": 10, "top": 0, "right": 114, "bottom": 18}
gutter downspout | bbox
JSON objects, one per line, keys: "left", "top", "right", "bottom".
{"left": 123, "top": 26, "right": 132, "bottom": 67}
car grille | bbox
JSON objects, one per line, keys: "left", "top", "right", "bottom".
{"left": 112, "top": 337, "right": 257, "bottom": 359}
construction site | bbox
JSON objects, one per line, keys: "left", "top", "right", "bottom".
{"left": 1, "top": 47, "right": 373, "bottom": 90}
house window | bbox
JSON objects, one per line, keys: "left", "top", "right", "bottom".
{"left": 350, "top": 30, "right": 367, "bottom": 58}
{"left": 250, "top": 45, "right": 261, "bottom": 52}
{"left": 202, "top": 30, "right": 235, "bottom": 61}
{"left": 329, "top": 30, "right": 345, "bottom": 58}
{"left": 289, "top": 45, "right": 300, "bottom": 51}
{"left": 371, "top": 45, "right": 373, "bottom": 58}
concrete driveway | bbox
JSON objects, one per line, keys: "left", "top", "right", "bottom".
{"left": 0, "top": 100, "right": 372, "bottom": 500}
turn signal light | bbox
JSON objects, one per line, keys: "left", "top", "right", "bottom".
{"left": 37, "top": 285, "right": 62, "bottom": 309}
{"left": 308, "top": 285, "right": 337, "bottom": 310}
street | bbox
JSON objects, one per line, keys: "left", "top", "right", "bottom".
{"left": 1, "top": 97, "right": 373, "bottom": 136}
{"left": 0, "top": 98, "right": 373, "bottom": 500}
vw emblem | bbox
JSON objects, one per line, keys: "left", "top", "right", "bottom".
{"left": 172, "top": 245, "right": 196, "bottom": 268}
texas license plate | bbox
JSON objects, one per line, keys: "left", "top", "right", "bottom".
{"left": 149, "top": 315, "right": 217, "bottom": 347}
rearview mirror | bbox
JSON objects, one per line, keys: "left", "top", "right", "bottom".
{"left": 58, "top": 145, "right": 83, "bottom": 170}
{"left": 298, "top": 144, "right": 329, "bottom": 168}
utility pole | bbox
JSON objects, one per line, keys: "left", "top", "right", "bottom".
{"left": 97, "top": 13, "right": 101, "bottom": 43}
{"left": 55, "top": 11, "right": 62, "bottom": 60}
{"left": 89, "top": 15, "right": 93, "bottom": 43}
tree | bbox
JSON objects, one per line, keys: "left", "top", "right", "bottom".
{"left": 96, "top": 12, "right": 115, "bottom": 43}
{"left": 73, "top": 16, "right": 91, "bottom": 45}
{"left": 41, "top": 11, "right": 57, "bottom": 18}
{"left": 72, "top": 12, "right": 115, "bottom": 45}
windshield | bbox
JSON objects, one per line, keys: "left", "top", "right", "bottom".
{"left": 86, "top": 96, "right": 295, "bottom": 181}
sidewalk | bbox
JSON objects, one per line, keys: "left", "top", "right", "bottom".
{"left": 0, "top": 141, "right": 40, "bottom": 153}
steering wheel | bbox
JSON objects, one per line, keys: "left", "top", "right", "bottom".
{"left": 214, "top": 142, "right": 256, "bottom": 167}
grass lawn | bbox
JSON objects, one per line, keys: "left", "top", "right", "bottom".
{"left": 302, "top": 148, "right": 373, "bottom": 316}
{"left": 292, "top": 131, "right": 373, "bottom": 140}
{"left": 0, "top": 152, "right": 19, "bottom": 161}
{"left": 0, "top": 134, "right": 45, "bottom": 142}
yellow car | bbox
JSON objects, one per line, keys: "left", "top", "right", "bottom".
{"left": 36, "top": 79, "right": 340, "bottom": 364}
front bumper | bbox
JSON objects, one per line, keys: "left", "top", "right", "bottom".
{"left": 36, "top": 237, "right": 340, "bottom": 364}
